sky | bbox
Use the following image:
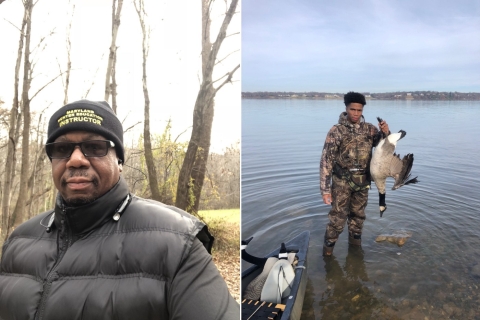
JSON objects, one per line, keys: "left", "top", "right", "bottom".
{"left": 242, "top": 0, "right": 480, "bottom": 93}
{"left": 0, "top": 0, "right": 240, "bottom": 152}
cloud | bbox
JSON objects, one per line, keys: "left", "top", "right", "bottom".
{"left": 242, "top": 0, "right": 480, "bottom": 92}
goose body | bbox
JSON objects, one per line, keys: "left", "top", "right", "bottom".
{"left": 370, "top": 120, "right": 419, "bottom": 216}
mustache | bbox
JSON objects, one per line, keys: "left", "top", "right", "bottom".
{"left": 61, "top": 170, "right": 99, "bottom": 187}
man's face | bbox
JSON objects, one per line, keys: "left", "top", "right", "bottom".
{"left": 346, "top": 103, "right": 364, "bottom": 124}
{"left": 51, "top": 131, "right": 121, "bottom": 206}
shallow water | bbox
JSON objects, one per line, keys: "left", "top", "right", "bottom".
{"left": 241, "top": 98, "right": 480, "bottom": 319}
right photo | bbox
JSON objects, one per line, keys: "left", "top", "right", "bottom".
{"left": 240, "top": 1, "right": 480, "bottom": 319}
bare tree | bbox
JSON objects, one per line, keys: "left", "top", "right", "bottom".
{"left": 134, "top": 0, "right": 161, "bottom": 201}
{"left": 60, "top": 1, "right": 75, "bottom": 105}
{"left": 26, "top": 110, "right": 50, "bottom": 220}
{"left": 175, "top": 0, "right": 239, "bottom": 214}
{"left": 9, "top": 0, "right": 34, "bottom": 235}
{"left": 5, "top": 0, "right": 64, "bottom": 236}
{"left": 201, "top": 143, "right": 240, "bottom": 210}
{"left": 104, "top": 0, "right": 123, "bottom": 113}
{"left": 1, "top": 1, "right": 29, "bottom": 241}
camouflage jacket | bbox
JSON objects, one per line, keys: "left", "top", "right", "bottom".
{"left": 320, "top": 112, "right": 383, "bottom": 195}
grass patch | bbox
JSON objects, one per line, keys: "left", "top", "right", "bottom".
{"left": 199, "top": 208, "right": 240, "bottom": 224}
{"left": 199, "top": 208, "right": 239, "bottom": 255}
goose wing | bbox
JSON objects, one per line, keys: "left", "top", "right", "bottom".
{"left": 391, "top": 153, "right": 419, "bottom": 190}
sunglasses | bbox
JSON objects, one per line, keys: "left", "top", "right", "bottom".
{"left": 45, "top": 140, "right": 115, "bottom": 159}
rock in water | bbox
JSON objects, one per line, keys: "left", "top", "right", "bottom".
{"left": 375, "top": 230, "right": 412, "bottom": 247}
{"left": 471, "top": 264, "right": 480, "bottom": 277}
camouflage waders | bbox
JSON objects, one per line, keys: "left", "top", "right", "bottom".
{"left": 320, "top": 112, "right": 383, "bottom": 255}
{"left": 324, "top": 175, "right": 369, "bottom": 247}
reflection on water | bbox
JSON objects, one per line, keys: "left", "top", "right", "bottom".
{"left": 242, "top": 99, "right": 480, "bottom": 319}
{"left": 319, "top": 246, "right": 382, "bottom": 319}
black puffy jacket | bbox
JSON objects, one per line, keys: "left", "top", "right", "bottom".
{"left": 0, "top": 177, "right": 239, "bottom": 320}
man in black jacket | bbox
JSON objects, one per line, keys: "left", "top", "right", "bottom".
{"left": 0, "top": 100, "right": 239, "bottom": 320}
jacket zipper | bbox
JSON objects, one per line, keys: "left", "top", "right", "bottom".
{"left": 34, "top": 206, "right": 72, "bottom": 320}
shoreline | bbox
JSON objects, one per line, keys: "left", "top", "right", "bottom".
{"left": 241, "top": 97, "right": 480, "bottom": 101}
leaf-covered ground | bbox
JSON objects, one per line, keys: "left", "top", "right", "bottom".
{"left": 200, "top": 209, "right": 240, "bottom": 303}
{"left": 213, "top": 250, "right": 240, "bottom": 303}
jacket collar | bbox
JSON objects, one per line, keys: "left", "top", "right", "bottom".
{"left": 54, "top": 176, "right": 129, "bottom": 235}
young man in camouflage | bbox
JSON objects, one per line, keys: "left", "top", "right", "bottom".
{"left": 320, "top": 92, "right": 390, "bottom": 256}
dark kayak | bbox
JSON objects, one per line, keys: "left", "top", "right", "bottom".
{"left": 241, "top": 231, "right": 310, "bottom": 320}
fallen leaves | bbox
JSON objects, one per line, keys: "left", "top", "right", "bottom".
{"left": 213, "top": 251, "right": 240, "bottom": 303}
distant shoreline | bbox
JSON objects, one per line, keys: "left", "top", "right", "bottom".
{"left": 242, "top": 91, "right": 480, "bottom": 101}
{"left": 241, "top": 97, "right": 480, "bottom": 101}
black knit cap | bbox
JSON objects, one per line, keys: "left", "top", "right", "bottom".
{"left": 46, "top": 100, "right": 124, "bottom": 163}
{"left": 344, "top": 91, "right": 367, "bottom": 106}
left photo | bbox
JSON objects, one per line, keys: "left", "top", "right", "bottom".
{"left": 0, "top": 0, "right": 240, "bottom": 319}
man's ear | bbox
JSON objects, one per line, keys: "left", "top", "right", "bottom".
{"left": 118, "top": 159, "right": 123, "bottom": 172}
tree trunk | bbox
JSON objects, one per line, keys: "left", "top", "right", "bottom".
{"left": 104, "top": 0, "right": 123, "bottom": 112}
{"left": 62, "top": 2, "right": 75, "bottom": 105}
{"left": 26, "top": 121, "right": 46, "bottom": 220}
{"left": 1, "top": 5, "right": 28, "bottom": 241}
{"left": 134, "top": 0, "right": 161, "bottom": 201}
{"left": 175, "top": 0, "right": 239, "bottom": 214}
{"left": 190, "top": 90, "right": 215, "bottom": 212}
{"left": 10, "top": 0, "right": 34, "bottom": 234}
{"left": 111, "top": 51, "right": 118, "bottom": 112}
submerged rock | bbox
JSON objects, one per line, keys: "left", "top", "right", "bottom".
{"left": 470, "top": 263, "right": 480, "bottom": 277}
{"left": 375, "top": 230, "right": 412, "bottom": 247}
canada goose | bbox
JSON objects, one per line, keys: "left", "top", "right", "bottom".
{"left": 370, "top": 117, "right": 419, "bottom": 217}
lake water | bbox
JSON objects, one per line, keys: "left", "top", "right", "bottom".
{"left": 241, "top": 98, "right": 480, "bottom": 319}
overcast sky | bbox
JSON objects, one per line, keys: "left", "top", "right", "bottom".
{"left": 0, "top": 0, "right": 240, "bottom": 152}
{"left": 242, "top": 0, "right": 480, "bottom": 93}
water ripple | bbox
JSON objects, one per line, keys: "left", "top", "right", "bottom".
{"left": 242, "top": 99, "right": 480, "bottom": 319}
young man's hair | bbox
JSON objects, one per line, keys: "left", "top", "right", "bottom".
{"left": 344, "top": 91, "right": 366, "bottom": 106}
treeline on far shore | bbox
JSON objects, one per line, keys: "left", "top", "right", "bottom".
{"left": 242, "top": 91, "right": 480, "bottom": 101}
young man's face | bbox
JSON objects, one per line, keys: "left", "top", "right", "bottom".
{"left": 51, "top": 131, "right": 122, "bottom": 206}
{"left": 346, "top": 103, "right": 364, "bottom": 124}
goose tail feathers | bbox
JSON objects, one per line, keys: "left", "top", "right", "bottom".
{"left": 404, "top": 175, "right": 419, "bottom": 185}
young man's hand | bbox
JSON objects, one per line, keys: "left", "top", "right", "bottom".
{"left": 378, "top": 120, "right": 390, "bottom": 135}
{"left": 323, "top": 194, "right": 332, "bottom": 205}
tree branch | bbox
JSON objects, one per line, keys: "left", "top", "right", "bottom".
{"left": 123, "top": 121, "right": 142, "bottom": 134}
{"left": 30, "top": 71, "right": 66, "bottom": 101}
{"left": 174, "top": 127, "right": 190, "bottom": 143}
{"left": 214, "top": 48, "right": 239, "bottom": 66}
{"left": 25, "top": 187, "right": 51, "bottom": 206}
{"left": 123, "top": 163, "right": 148, "bottom": 179}
{"left": 3, "top": 19, "right": 24, "bottom": 33}
{"left": 56, "top": 58, "right": 65, "bottom": 88}
{"left": 224, "top": 31, "right": 239, "bottom": 39}
{"left": 210, "top": 0, "right": 238, "bottom": 62}
{"left": 214, "top": 63, "right": 239, "bottom": 93}
{"left": 83, "top": 52, "right": 105, "bottom": 98}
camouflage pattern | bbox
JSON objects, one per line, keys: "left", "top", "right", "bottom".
{"left": 320, "top": 112, "right": 383, "bottom": 243}
{"left": 320, "top": 112, "right": 383, "bottom": 196}
{"left": 324, "top": 175, "right": 369, "bottom": 244}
